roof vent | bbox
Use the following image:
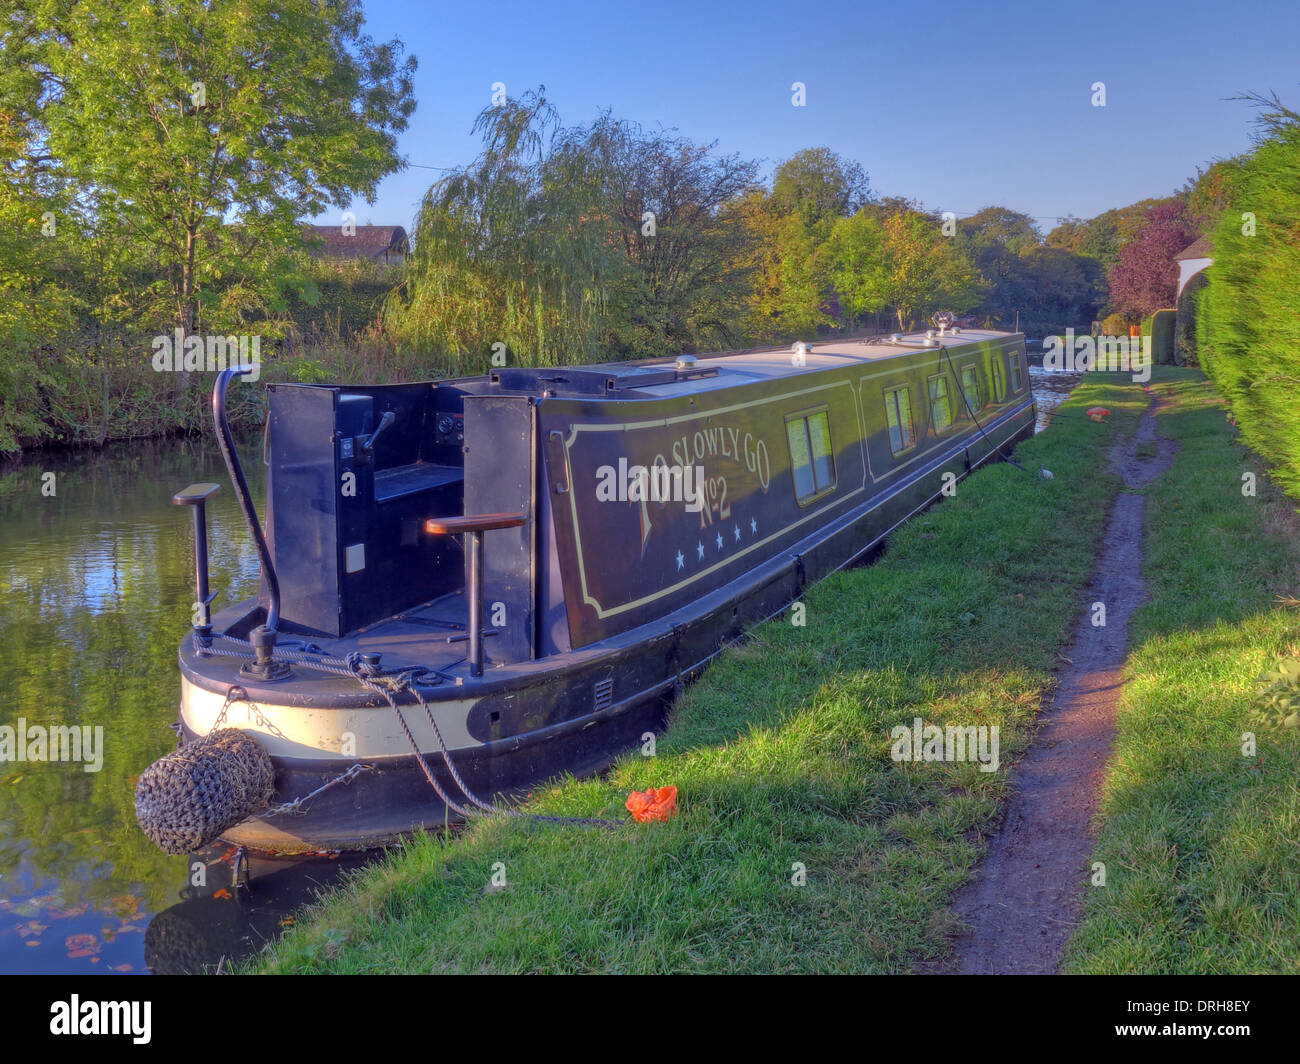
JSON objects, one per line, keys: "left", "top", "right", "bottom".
{"left": 676, "top": 355, "right": 698, "bottom": 371}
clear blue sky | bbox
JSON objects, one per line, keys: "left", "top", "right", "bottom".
{"left": 337, "top": 0, "right": 1300, "bottom": 234}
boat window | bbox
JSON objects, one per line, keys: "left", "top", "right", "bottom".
{"left": 960, "top": 364, "right": 980, "bottom": 412}
{"left": 884, "top": 386, "right": 915, "bottom": 455}
{"left": 928, "top": 374, "right": 952, "bottom": 433}
{"left": 991, "top": 355, "right": 1005, "bottom": 403}
{"left": 786, "top": 409, "right": 836, "bottom": 505}
{"left": 1009, "top": 351, "right": 1024, "bottom": 393}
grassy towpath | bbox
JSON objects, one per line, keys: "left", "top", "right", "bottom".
{"left": 1063, "top": 371, "right": 1300, "bottom": 974}
{"left": 254, "top": 374, "right": 1148, "bottom": 974}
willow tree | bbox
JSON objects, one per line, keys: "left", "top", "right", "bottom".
{"left": 390, "top": 92, "right": 760, "bottom": 368}
{"left": 388, "top": 91, "right": 620, "bottom": 370}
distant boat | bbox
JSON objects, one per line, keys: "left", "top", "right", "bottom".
{"left": 167, "top": 327, "right": 1035, "bottom": 852}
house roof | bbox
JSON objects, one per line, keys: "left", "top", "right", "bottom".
{"left": 1174, "top": 235, "right": 1213, "bottom": 261}
{"left": 303, "top": 225, "right": 409, "bottom": 258}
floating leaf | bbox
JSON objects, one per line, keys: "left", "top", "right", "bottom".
{"left": 65, "top": 933, "right": 100, "bottom": 959}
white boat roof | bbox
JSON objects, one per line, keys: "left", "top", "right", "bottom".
{"left": 624, "top": 328, "right": 1021, "bottom": 396}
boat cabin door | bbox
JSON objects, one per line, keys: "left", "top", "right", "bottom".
{"left": 462, "top": 394, "right": 536, "bottom": 665}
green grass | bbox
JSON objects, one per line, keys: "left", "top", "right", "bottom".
{"left": 1063, "top": 371, "right": 1300, "bottom": 973}
{"left": 253, "top": 374, "right": 1147, "bottom": 974}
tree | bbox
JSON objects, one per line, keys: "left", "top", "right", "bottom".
{"left": 771, "top": 148, "right": 870, "bottom": 233}
{"left": 822, "top": 210, "right": 886, "bottom": 328}
{"left": 576, "top": 114, "right": 760, "bottom": 353}
{"left": 958, "top": 206, "right": 1040, "bottom": 253}
{"left": 390, "top": 90, "right": 763, "bottom": 366}
{"left": 1015, "top": 245, "right": 1107, "bottom": 336}
{"left": 956, "top": 207, "right": 1038, "bottom": 330}
{"left": 827, "top": 207, "right": 982, "bottom": 331}
{"left": 7, "top": 0, "right": 417, "bottom": 333}
{"left": 1107, "top": 201, "right": 1198, "bottom": 322}
{"left": 1045, "top": 198, "right": 1173, "bottom": 270}
{"left": 1182, "top": 156, "right": 1249, "bottom": 232}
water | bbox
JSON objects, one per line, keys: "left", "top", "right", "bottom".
{"left": 0, "top": 369, "right": 1082, "bottom": 974}
{"left": 1029, "top": 366, "right": 1085, "bottom": 433}
{"left": 0, "top": 436, "right": 367, "bottom": 974}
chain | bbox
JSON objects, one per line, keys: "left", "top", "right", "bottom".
{"left": 211, "top": 685, "right": 245, "bottom": 731}
{"left": 256, "top": 763, "right": 375, "bottom": 818}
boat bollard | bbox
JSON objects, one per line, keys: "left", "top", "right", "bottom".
{"left": 173, "top": 482, "right": 221, "bottom": 647}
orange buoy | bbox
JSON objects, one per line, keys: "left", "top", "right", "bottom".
{"left": 626, "top": 785, "right": 678, "bottom": 822}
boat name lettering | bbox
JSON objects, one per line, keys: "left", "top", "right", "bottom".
{"left": 668, "top": 426, "right": 770, "bottom": 493}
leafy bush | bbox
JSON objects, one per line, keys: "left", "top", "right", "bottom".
{"left": 1251, "top": 657, "right": 1300, "bottom": 730}
{"left": 1100, "top": 312, "right": 1128, "bottom": 335}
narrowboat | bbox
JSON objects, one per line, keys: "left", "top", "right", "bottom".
{"left": 165, "top": 325, "right": 1035, "bottom": 853}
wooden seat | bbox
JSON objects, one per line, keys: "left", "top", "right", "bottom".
{"left": 424, "top": 512, "right": 525, "bottom": 535}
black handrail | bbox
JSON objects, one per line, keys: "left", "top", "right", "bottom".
{"left": 212, "top": 366, "right": 281, "bottom": 633}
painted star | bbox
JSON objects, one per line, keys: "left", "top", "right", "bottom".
{"left": 675, "top": 549, "right": 685, "bottom": 570}
{"left": 750, "top": 516, "right": 758, "bottom": 534}
{"left": 697, "top": 540, "right": 705, "bottom": 560}
{"left": 715, "top": 532, "right": 724, "bottom": 551}
{"left": 734, "top": 524, "right": 742, "bottom": 542}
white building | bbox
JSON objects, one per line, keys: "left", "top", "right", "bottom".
{"left": 1174, "top": 236, "right": 1213, "bottom": 298}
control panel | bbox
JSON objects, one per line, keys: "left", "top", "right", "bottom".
{"left": 435, "top": 411, "right": 464, "bottom": 447}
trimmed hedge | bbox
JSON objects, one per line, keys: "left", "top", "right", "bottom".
{"left": 1174, "top": 271, "right": 1207, "bottom": 366}
{"left": 1199, "top": 107, "right": 1300, "bottom": 499}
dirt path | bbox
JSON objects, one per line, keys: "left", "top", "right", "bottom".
{"left": 930, "top": 391, "right": 1177, "bottom": 974}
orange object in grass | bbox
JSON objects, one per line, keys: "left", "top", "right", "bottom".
{"left": 1085, "top": 407, "right": 1110, "bottom": 423}
{"left": 626, "top": 785, "right": 678, "bottom": 822}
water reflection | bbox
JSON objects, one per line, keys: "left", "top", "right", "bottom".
{"left": 0, "top": 434, "right": 381, "bottom": 974}
{"left": 145, "top": 847, "right": 372, "bottom": 974}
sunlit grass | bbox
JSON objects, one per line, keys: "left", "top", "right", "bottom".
{"left": 1064, "top": 372, "right": 1300, "bottom": 973}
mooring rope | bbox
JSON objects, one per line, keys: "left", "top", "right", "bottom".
{"left": 940, "top": 345, "right": 1037, "bottom": 476}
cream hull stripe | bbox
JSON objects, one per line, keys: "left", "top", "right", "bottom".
{"left": 179, "top": 677, "right": 483, "bottom": 760}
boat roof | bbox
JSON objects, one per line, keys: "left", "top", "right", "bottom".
{"left": 488, "top": 328, "right": 1020, "bottom": 400}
